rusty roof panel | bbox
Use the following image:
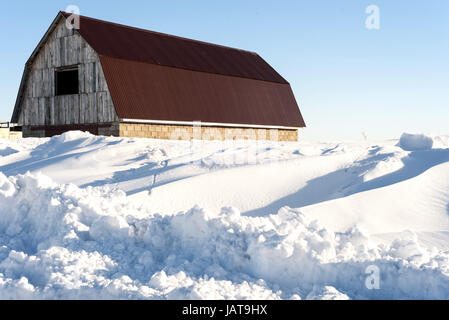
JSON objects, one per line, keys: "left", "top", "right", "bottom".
{"left": 100, "top": 56, "right": 305, "bottom": 128}
{"left": 62, "top": 12, "right": 287, "bottom": 84}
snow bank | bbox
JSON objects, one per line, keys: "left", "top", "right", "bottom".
{"left": 399, "top": 133, "right": 434, "bottom": 151}
{"left": 399, "top": 133, "right": 449, "bottom": 150}
{"left": 52, "top": 130, "right": 95, "bottom": 142}
{"left": 306, "top": 286, "right": 350, "bottom": 300}
{"left": 432, "top": 135, "right": 449, "bottom": 149}
{"left": 1, "top": 172, "right": 449, "bottom": 299}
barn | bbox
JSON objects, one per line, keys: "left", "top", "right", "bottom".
{"left": 11, "top": 11, "right": 306, "bottom": 141}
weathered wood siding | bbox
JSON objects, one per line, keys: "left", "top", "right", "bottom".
{"left": 18, "top": 19, "right": 118, "bottom": 126}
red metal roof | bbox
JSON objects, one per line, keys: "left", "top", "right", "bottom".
{"left": 59, "top": 12, "right": 306, "bottom": 128}
{"left": 100, "top": 56, "right": 305, "bottom": 128}
{"left": 62, "top": 12, "right": 287, "bottom": 84}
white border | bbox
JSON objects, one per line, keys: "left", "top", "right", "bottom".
{"left": 120, "top": 119, "right": 299, "bottom": 130}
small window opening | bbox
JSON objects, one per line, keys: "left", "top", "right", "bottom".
{"left": 55, "top": 67, "right": 79, "bottom": 96}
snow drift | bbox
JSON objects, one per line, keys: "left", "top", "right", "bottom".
{"left": 1, "top": 131, "right": 449, "bottom": 299}
{"left": 397, "top": 132, "right": 449, "bottom": 151}
{"left": 1, "top": 171, "right": 449, "bottom": 299}
{"left": 399, "top": 133, "right": 434, "bottom": 151}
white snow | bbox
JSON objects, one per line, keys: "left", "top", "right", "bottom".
{"left": 399, "top": 133, "right": 434, "bottom": 151}
{"left": 1, "top": 131, "right": 449, "bottom": 299}
{"left": 306, "top": 286, "right": 350, "bottom": 300}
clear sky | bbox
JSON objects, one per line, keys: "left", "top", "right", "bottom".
{"left": 1, "top": 0, "right": 448, "bottom": 141}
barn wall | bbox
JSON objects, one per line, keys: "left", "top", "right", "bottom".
{"left": 119, "top": 123, "right": 299, "bottom": 142}
{"left": 18, "top": 18, "right": 118, "bottom": 129}
{"left": 0, "top": 128, "right": 22, "bottom": 139}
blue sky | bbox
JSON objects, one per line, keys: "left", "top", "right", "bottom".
{"left": 1, "top": 0, "right": 448, "bottom": 141}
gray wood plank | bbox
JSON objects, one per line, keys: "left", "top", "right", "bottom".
{"left": 17, "top": 19, "right": 118, "bottom": 127}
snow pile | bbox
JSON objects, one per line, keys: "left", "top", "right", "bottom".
{"left": 399, "top": 133, "right": 434, "bottom": 151}
{"left": 52, "top": 130, "right": 95, "bottom": 143}
{"left": 1, "top": 172, "right": 449, "bottom": 299}
{"left": 432, "top": 135, "right": 449, "bottom": 149}
{"left": 306, "top": 286, "right": 350, "bottom": 300}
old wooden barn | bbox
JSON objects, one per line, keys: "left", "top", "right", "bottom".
{"left": 11, "top": 12, "right": 306, "bottom": 141}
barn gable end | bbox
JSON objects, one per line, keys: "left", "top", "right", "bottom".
{"left": 14, "top": 13, "right": 118, "bottom": 137}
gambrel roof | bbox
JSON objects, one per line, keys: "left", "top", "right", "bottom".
{"left": 13, "top": 12, "right": 306, "bottom": 129}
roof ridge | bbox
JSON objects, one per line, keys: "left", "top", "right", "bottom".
{"left": 59, "top": 11, "right": 288, "bottom": 84}
{"left": 60, "top": 11, "right": 259, "bottom": 56}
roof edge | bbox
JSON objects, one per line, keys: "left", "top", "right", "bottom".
{"left": 120, "top": 118, "right": 303, "bottom": 130}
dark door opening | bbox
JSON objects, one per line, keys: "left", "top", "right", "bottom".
{"left": 55, "top": 67, "right": 79, "bottom": 95}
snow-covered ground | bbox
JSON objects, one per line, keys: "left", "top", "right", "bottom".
{"left": 1, "top": 131, "right": 449, "bottom": 299}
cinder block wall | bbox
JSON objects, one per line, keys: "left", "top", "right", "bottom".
{"left": 21, "top": 122, "right": 299, "bottom": 142}
{"left": 0, "top": 128, "right": 23, "bottom": 139}
{"left": 119, "top": 123, "right": 298, "bottom": 142}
